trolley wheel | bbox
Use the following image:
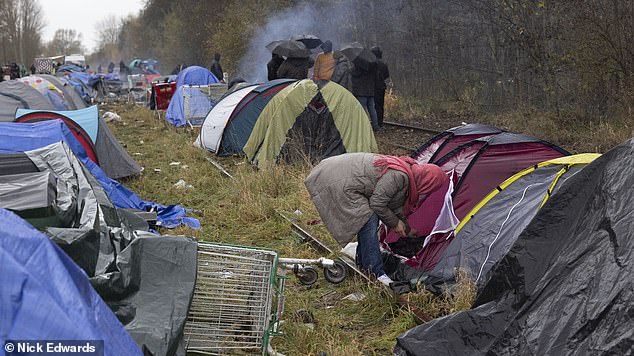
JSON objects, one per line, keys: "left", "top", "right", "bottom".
{"left": 324, "top": 260, "right": 347, "bottom": 284}
{"left": 295, "top": 266, "right": 319, "bottom": 285}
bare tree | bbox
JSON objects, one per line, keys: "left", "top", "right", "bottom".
{"left": 0, "top": 0, "right": 44, "bottom": 65}
{"left": 95, "top": 15, "right": 121, "bottom": 48}
{"left": 46, "top": 29, "right": 85, "bottom": 55}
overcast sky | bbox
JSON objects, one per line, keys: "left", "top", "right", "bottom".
{"left": 40, "top": 0, "right": 145, "bottom": 52}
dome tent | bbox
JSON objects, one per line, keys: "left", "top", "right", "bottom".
{"left": 395, "top": 140, "right": 634, "bottom": 355}
{"left": 244, "top": 79, "right": 378, "bottom": 167}
{"left": 195, "top": 79, "right": 295, "bottom": 155}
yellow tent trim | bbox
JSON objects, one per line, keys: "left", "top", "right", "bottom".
{"left": 455, "top": 153, "right": 601, "bottom": 233}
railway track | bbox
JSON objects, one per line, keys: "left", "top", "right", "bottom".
{"left": 383, "top": 121, "right": 442, "bottom": 135}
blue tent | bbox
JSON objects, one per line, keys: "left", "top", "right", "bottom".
{"left": 167, "top": 66, "right": 220, "bottom": 127}
{"left": 17, "top": 105, "right": 99, "bottom": 142}
{"left": 166, "top": 86, "right": 216, "bottom": 127}
{"left": 0, "top": 120, "right": 200, "bottom": 229}
{"left": 0, "top": 208, "right": 141, "bottom": 355}
{"left": 175, "top": 65, "right": 219, "bottom": 87}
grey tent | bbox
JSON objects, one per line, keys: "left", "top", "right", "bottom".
{"left": 395, "top": 140, "right": 634, "bottom": 356}
{"left": 40, "top": 74, "right": 88, "bottom": 110}
{"left": 423, "top": 154, "right": 600, "bottom": 294}
{"left": 0, "top": 80, "right": 54, "bottom": 122}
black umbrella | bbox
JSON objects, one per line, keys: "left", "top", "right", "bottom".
{"left": 290, "top": 34, "right": 323, "bottom": 49}
{"left": 268, "top": 39, "right": 310, "bottom": 58}
{"left": 265, "top": 40, "right": 284, "bottom": 52}
{"left": 340, "top": 42, "right": 377, "bottom": 70}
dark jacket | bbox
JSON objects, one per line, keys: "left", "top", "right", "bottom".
{"left": 277, "top": 58, "right": 309, "bottom": 80}
{"left": 267, "top": 56, "right": 283, "bottom": 81}
{"left": 350, "top": 62, "right": 376, "bottom": 97}
{"left": 331, "top": 56, "right": 353, "bottom": 92}
{"left": 375, "top": 60, "right": 390, "bottom": 91}
{"left": 210, "top": 60, "right": 223, "bottom": 81}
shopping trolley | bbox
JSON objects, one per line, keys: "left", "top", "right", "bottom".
{"left": 184, "top": 242, "right": 286, "bottom": 355}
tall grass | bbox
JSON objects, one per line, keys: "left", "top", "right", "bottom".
{"left": 106, "top": 103, "right": 476, "bottom": 355}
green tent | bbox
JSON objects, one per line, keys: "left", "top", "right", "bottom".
{"left": 244, "top": 79, "right": 378, "bottom": 167}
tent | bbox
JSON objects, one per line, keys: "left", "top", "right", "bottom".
{"left": 0, "top": 143, "right": 198, "bottom": 354}
{"left": 244, "top": 79, "right": 378, "bottom": 167}
{"left": 195, "top": 80, "right": 297, "bottom": 153}
{"left": 195, "top": 84, "right": 258, "bottom": 152}
{"left": 166, "top": 67, "right": 221, "bottom": 127}
{"left": 215, "top": 79, "right": 295, "bottom": 155}
{"left": 413, "top": 123, "right": 505, "bottom": 163}
{"left": 40, "top": 74, "right": 88, "bottom": 110}
{"left": 175, "top": 65, "right": 219, "bottom": 87}
{"left": 395, "top": 139, "right": 634, "bottom": 355}
{"left": 0, "top": 120, "right": 199, "bottom": 229}
{"left": 382, "top": 132, "right": 569, "bottom": 279}
{"left": 0, "top": 80, "right": 55, "bottom": 122}
{"left": 17, "top": 75, "right": 71, "bottom": 110}
{"left": 424, "top": 154, "right": 600, "bottom": 293}
{"left": 435, "top": 132, "right": 570, "bottom": 219}
{"left": 0, "top": 208, "right": 141, "bottom": 355}
{"left": 15, "top": 105, "right": 143, "bottom": 179}
{"left": 166, "top": 85, "right": 217, "bottom": 127}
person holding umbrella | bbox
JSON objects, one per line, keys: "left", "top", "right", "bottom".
{"left": 273, "top": 40, "right": 311, "bottom": 80}
{"left": 372, "top": 46, "right": 390, "bottom": 128}
{"left": 342, "top": 42, "right": 379, "bottom": 131}
{"left": 313, "top": 40, "right": 336, "bottom": 81}
{"left": 267, "top": 53, "right": 283, "bottom": 81}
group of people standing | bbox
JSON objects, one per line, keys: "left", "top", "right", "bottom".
{"left": 267, "top": 40, "right": 390, "bottom": 131}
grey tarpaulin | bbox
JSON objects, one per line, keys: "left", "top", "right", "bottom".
{"left": 0, "top": 142, "right": 197, "bottom": 356}
{"left": 0, "top": 171, "right": 55, "bottom": 211}
{"left": 92, "top": 233, "right": 197, "bottom": 356}
{"left": 395, "top": 139, "right": 634, "bottom": 355}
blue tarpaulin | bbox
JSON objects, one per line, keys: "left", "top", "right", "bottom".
{"left": 0, "top": 208, "right": 142, "bottom": 355}
{"left": 0, "top": 120, "right": 200, "bottom": 229}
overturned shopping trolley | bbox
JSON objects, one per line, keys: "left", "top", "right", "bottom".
{"left": 184, "top": 242, "right": 285, "bottom": 355}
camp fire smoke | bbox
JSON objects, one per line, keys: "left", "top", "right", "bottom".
{"left": 237, "top": 1, "right": 364, "bottom": 82}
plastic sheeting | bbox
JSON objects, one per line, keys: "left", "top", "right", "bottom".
{"left": 0, "top": 121, "right": 199, "bottom": 229}
{"left": 0, "top": 143, "right": 199, "bottom": 355}
{"left": 395, "top": 139, "right": 634, "bottom": 355}
{"left": 0, "top": 208, "right": 141, "bottom": 355}
{"left": 92, "top": 233, "right": 198, "bottom": 356}
{"left": 0, "top": 171, "right": 55, "bottom": 211}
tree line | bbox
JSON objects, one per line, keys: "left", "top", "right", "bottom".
{"left": 4, "top": 0, "right": 634, "bottom": 119}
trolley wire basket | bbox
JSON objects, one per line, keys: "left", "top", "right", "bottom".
{"left": 184, "top": 242, "right": 285, "bottom": 355}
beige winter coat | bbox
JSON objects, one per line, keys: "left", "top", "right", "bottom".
{"left": 304, "top": 152, "right": 409, "bottom": 246}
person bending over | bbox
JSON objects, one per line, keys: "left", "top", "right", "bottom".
{"left": 304, "top": 153, "right": 447, "bottom": 286}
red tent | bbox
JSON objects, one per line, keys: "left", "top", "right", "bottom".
{"left": 382, "top": 132, "right": 570, "bottom": 276}
{"left": 413, "top": 123, "right": 504, "bottom": 164}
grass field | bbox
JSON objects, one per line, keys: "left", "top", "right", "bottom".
{"left": 105, "top": 98, "right": 630, "bottom": 355}
{"left": 105, "top": 103, "right": 476, "bottom": 355}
